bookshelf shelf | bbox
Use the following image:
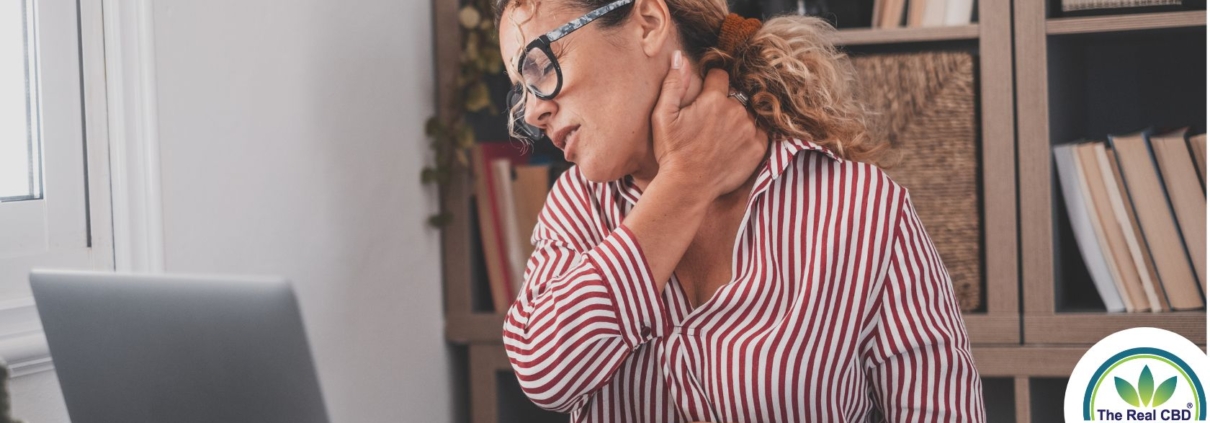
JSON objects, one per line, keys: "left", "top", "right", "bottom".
{"left": 1024, "top": 312, "right": 1208, "bottom": 344}
{"left": 974, "top": 346, "right": 1089, "bottom": 377}
{"left": 1046, "top": 10, "right": 1206, "bottom": 35}
{"left": 942, "top": 314, "right": 1022, "bottom": 345}
{"left": 830, "top": 23, "right": 979, "bottom": 45}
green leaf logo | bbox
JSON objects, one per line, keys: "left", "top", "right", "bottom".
{"left": 1140, "top": 366, "right": 1154, "bottom": 406}
{"left": 1154, "top": 377, "right": 1178, "bottom": 407}
{"left": 1115, "top": 365, "right": 1180, "bottom": 408}
{"left": 1117, "top": 377, "right": 1140, "bottom": 407}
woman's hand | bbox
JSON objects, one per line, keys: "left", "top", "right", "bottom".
{"left": 613, "top": 51, "right": 771, "bottom": 295}
{"left": 651, "top": 50, "right": 769, "bottom": 199}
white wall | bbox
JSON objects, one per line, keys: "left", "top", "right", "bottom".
{"left": 14, "top": 1, "right": 454, "bottom": 420}
{"left": 153, "top": 1, "right": 450, "bottom": 422}
{"left": 14, "top": 1, "right": 451, "bottom": 422}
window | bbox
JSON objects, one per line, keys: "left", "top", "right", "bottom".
{"left": 0, "top": 0, "right": 112, "bottom": 317}
{"left": 0, "top": 0, "right": 42, "bottom": 202}
{"left": 0, "top": 0, "right": 115, "bottom": 376}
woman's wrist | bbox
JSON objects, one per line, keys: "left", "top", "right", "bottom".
{"left": 652, "top": 162, "right": 717, "bottom": 205}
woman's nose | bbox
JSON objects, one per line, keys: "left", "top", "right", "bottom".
{"left": 523, "top": 92, "right": 555, "bottom": 130}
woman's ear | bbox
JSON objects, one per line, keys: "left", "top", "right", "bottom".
{"left": 633, "top": 0, "right": 673, "bottom": 58}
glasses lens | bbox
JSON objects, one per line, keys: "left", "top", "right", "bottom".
{"left": 506, "top": 83, "right": 547, "bottom": 144}
{"left": 520, "top": 46, "right": 558, "bottom": 97}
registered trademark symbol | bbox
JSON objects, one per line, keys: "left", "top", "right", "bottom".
{"left": 1188, "top": 402, "right": 1194, "bottom": 409}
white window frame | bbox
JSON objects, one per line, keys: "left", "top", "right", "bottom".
{"left": 0, "top": 0, "right": 165, "bottom": 378}
{"left": 101, "top": 0, "right": 165, "bottom": 274}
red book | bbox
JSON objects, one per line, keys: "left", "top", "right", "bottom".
{"left": 470, "top": 142, "right": 529, "bottom": 314}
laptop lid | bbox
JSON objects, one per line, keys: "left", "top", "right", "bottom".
{"left": 30, "top": 269, "right": 329, "bottom": 423}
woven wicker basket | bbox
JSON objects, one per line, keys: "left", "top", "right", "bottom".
{"left": 850, "top": 51, "right": 983, "bottom": 312}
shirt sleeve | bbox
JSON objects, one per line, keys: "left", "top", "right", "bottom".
{"left": 502, "top": 169, "right": 671, "bottom": 413}
{"left": 862, "top": 191, "right": 987, "bottom": 422}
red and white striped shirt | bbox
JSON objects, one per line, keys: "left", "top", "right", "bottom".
{"left": 502, "top": 137, "right": 986, "bottom": 422}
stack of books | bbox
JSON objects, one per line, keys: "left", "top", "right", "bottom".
{"left": 1053, "top": 127, "right": 1207, "bottom": 313}
{"left": 873, "top": 0, "right": 974, "bottom": 28}
{"left": 469, "top": 142, "right": 557, "bottom": 313}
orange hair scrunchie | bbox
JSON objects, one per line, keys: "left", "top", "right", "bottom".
{"left": 716, "top": 13, "right": 762, "bottom": 56}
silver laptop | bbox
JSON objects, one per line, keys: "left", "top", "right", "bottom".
{"left": 30, "top": 269, "right": 330, "bottom": 423}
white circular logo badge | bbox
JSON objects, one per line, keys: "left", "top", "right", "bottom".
{"left": 1065, "top": 327, "right": 1210, "bottom": 421}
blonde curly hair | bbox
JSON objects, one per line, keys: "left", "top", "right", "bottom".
{"left": 496, "top": 0, "right": 894, "bottom": 167}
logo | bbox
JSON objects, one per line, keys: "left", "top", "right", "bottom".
{"left": 1065, "top": 328, "right": 1210, "bottom": 421}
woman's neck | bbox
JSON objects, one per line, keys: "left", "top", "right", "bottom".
{"left": 628, "top": 158, "right": 761, "bottom": 207}
{"left": 630, "top": 137, "right": 770, "bottom": 199}
{"left": 630, "top": 156, "right": 660, "bottom": 193}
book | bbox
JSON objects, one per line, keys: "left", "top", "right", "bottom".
{"left": 944, "top": 0, "right": 974, "bottom": 25}
{"left": 872, "top": 0, "right": 883, "bottom": 28}
{"left": 512, "top": 164, "right": 552, "bottom": 260}
{"left": 881, "top": 0, "right": 906, "bottom": 28}
{"left": 1189, "top": 133, "right": 1206, "bottom": 190}
{"left": 1076, "top": 142, "right": 1150, "bottom": 311}
{"left": 907, "top": 0, "right": 927, "bottom": 27}
{"left": 1055, "top": 143, "right": 1127, "bottom": 312}
{"left": 923, "top": 0, "right": 949, "bottom": 26}
{"left": 910, "top": 0, "right": 966, "bottom": 27}
{"left": 470, "top": 142, "right": 530, "bottom": 313}
{"left": 1100, "top": 144, "right": 1172, "bottom": 312}
{"left": 492, "top": 158, "right": 527, "bottom": 300}
{"left": 1149, "top": 127, "right": 1206, "bottom": 294}
{"left": 1108, "top": 129, "right": 1204, "bottom": 310}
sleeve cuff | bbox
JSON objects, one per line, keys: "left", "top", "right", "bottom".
{"left": 584, "top": 223, "right": 670, "bottom": 348}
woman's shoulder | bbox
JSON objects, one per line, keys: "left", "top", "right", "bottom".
{"left": 531, "top": 165, "right": 620, "bottom": 247}
{"left": 777, "top": 138, "right": 912, "bottom": 219}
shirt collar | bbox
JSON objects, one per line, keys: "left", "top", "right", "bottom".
{"left": 768, "top": 137, "right": 841, "bottom": 180}
{"left": 612, "top": 137, "right": 841, "bottom": 207}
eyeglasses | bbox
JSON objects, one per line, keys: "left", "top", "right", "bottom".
{"left": 506, "top": 0, "right": 635, "bottom": 144}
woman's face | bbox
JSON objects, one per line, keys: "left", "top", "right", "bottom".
{"left": 499, "top": 0, "right": 677, "bottom": 182}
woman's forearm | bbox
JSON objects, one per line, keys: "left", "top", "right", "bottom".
{"left": 621, "top": 169, "right": 713, "bottom": 293}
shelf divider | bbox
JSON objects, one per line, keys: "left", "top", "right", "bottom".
{"left": 830, "top": 24, "right": 979, "bottom": 46}
{"left": 1024, "top": 311, "right": 1208, "bottom": 344}
{"left": 1047, "top": 10, "right": 1206, "bottom": 35}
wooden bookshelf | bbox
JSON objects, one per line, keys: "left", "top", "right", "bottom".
{"left": 1015, "top": 0, "right": 1208, "bottom": 419}
{"left": 433, "top": 0, "right": 1208, "bottom": 421}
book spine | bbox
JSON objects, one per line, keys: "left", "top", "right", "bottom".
{"left": 471, "top": 146, "right": 513, "bottom": 314}
{"left": 1055, "top": 143, "right": 1127, "bottom": 312}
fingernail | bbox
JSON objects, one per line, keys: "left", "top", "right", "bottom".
{"left": 672, "top": 50, "right": 682, "bottom": 70}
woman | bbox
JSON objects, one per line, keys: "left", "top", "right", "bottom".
{"left": 495, "top": 0, "right": 987, "bottom": 421}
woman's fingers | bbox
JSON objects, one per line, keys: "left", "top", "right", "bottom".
{"left": 702, "top": 68, "right": 731, "bottom": 99}
{"left": 649, "top": 62, "right": 768, "bottom": 198}
{"left": 654, "top": 50, "right": 691, "bottom": 123}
